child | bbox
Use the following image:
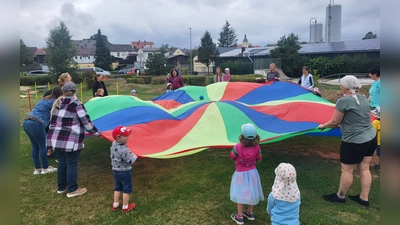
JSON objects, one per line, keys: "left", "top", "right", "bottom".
{"left": 166, "top": 83, "right": 173, "bottom": 93}
{"left": 224, "top": 68, "right": 232, "bottom": 82}
{"left": 95, "top": 88, "right": 104, "bottom": 97}
{"left": 371, "top": 106, "right": 380, "bottom": 170}
{"left": 267, "top": 163, "right": 301, "bottom": 225}
{"left": 230, "top": 123, "right": 264, "bottom": 224}
{"left": 313, "top": 87, "right": 322, "bottom": 97}
{"left": 110, "top": 126, "right": 138, "bottom": 212}
{"left": 130, "top": 89, "right": 137, "bottom": 97}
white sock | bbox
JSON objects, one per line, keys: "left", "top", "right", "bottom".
{"left": 113, "top": 202, "right": 119, "bottom": 208}
{"left": 122, "top": 204, "right": 128, "bottom": 209}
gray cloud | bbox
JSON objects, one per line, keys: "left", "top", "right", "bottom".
{"left": 20, "top": 0, "right": 380, "bottom": 48}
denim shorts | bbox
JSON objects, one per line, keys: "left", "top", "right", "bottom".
{"left": 113, "top": 170, "right": 132, "bottom": 194}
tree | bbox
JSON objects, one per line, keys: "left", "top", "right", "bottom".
{"left": 94, "top": 29, "right": 112, "bottom": 70}
{"left": 218, "top": 20, "right": 238, "bottom": 47}
{"left": 20, "top": 39, "right": 33, "bottom": 66}
{"left": 185, "top": 47, "right": 198, "bottom": 73}
{"left": 89, "top": 33, "right": 109, "bottom": 43}
{"left": 45, "top": 21, "right": 78, "bottom": 82}
{"left": 198, "top": 31, "right": 220, "bottom": 74}
{"left": 145, "top": 44, "right": 171, "bottom": 76}
{"left": 269, "top": 33, "right": 301, "bottom": 77}
{"left": 362, "top": 31, "right": 377, "bottom": 40}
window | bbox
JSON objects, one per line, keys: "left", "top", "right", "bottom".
{"left": 117, "top": 52, "right": 120, "bottom": 56}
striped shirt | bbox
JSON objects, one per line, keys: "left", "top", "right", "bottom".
{"left": 47, "top": 96, "right": 98, "bottom": 152}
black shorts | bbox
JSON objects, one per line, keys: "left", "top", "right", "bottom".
{"left": 340, "top": 135, "right": 377, "bottom": 164}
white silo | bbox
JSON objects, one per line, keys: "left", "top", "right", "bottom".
{"left": 325, "top": 1, "right": 342, "bottom": 42}
{"left": 310, "top": 18, "right": 323, "bottom": 43}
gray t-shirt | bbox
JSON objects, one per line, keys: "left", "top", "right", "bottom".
{"left": 336, "top": 94, "right": 376, "bottom": 143}
{"left": 266, "top": 71, "right": 280, "bottom": 81}
{"left": 110, "top": 141, "right": 138, "bottom": 171}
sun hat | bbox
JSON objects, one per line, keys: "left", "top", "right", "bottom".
{"left": 371, "top": 106, "right": 380, "bottom": 119}
{"left": 241, "top": 123, "right": 257, "bottom": 140}
{"left": 61, "top": 82, "right": 76, "bottom": 92}
{"left": 225, "top": 68, "right": 230, "bottom": 71}
{"left": 272, "top": 163, "right": 300, "bottom": 202}
{"left": 112, "top": 126, "right": 132, "bottom": 139}
{"left": 313, "top": 87, "right": 320, "bottom": 93}
{"left": 131, "top": 89, "right": 137, "bottom": 94}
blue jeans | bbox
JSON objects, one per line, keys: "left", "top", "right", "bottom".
{"left": 113, "top": 170, "right": 132, "bottom": 194}
{"left": 23, "top": 119, "right": 48, "bottom": 169}
{"left": 56, "top": 150, "right": 80, "bottom": 193}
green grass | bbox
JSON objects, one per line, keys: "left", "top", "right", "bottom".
{"left": 20, "top": 80, "right": 379, "bottom": 224}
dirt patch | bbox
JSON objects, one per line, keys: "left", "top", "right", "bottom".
{"left": 316, "top": 151, "right": 340, "bottom": 160}
{"left": 20, "top": 86, "right": 30, "bottom": 91}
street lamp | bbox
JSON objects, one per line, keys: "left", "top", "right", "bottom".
{"left": 188, "top": 28, "right": 192, "bottom": 75}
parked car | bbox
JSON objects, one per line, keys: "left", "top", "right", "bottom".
{"left": 78, "top": 67, "right": 111, "bottom": 75}
{"left": 126, "top": 68, "right": 145, "bottom": 75}
{"left": 26, "top": 70, "right": 48, "bottom": 76}
{"left": 189, "top": 70, "right": 199, "bottom": 75}
{"left": 118, "top": 69, "right": 128, "bottom": 74}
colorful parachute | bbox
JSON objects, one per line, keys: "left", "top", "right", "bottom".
{"left": 85, "top": 81, "right": 339, "bottom": 158}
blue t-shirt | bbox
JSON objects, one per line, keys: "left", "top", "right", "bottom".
{"left": 369, "top": 79, "right": 380, "bottom": 107}
{"left": 267, "top": 192, "right": 300, "bottom": 225}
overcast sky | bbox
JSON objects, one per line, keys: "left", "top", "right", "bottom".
{"left": 20, "top": 0, "right": 380, "bottom": 49}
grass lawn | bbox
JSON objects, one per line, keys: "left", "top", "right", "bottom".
{"left": 20, "top": 80, "right": 379, "bottom": 224}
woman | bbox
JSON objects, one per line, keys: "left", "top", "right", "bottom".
{"left": 368, "top": 66, "right": 380, "bottom": 109}
{"left": 266, "top": 63, "right": 280, "bottom": 82}
{"left": 167, "top": 68, "right": 184, "bottom": 90}
{"left": 47, "top": 82, "right": 100, "bottom": 198}
{"left": 23, "top": 87, "right": 62, "bottom": 175}
{"left": 213, "top": 66, "right": 224, "bottom": 83}
{"left": 92, "top": 74, "right": 108, "bottom": 97}
{"left": 318, "top": 75, "right": 376, "bottom": 207}
{"left": 43, "top": 73, "right": 72, "bottom": 97}
{"left": 297, "top": 66, "right": 314, "bottom": 91}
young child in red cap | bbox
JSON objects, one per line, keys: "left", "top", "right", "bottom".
{"left": 110, "top": 126, "right": 138, "bottom": 212}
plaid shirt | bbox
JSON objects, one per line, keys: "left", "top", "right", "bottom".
{"left": 47, "top": 96, "right": 98, "bottom": 152}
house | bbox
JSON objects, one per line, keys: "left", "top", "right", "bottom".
{"left": 166, "top": 47, "right": 188, "bottom": 67}
{"left": 136, "top": 44, "right": 159, "bottom": 69}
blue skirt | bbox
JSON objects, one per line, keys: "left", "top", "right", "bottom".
{"left": 230, "top": 168, "right": 264, "bottom": 205}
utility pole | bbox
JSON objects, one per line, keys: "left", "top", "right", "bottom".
{"left": 188, "top": 28, "right": 192, "bottom": 75}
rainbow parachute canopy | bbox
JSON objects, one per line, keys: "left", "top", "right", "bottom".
{"left": 85, "top": 82, "right": 339, "bottom": 158}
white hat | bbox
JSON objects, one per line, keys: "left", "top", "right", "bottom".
{"left": 225, "top": 68, "right": 230, "bottom": 71}
{"left": 272, "top": 163, "right": 300, "bottom": 202}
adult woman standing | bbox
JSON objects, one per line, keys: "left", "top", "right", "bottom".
{"left": 266, "top": 63, "right": 280, "bottom": 82}
{"left": 368, "top": 66, "right": 380, "bottom": 109}
{"left": 23, "top": 87, "right": 62, "bottom": 175}
{"left": 47, "top": 82, "right": 101, "bottom": 197}
{"left": 43, "top": 73, "right": 72, "bottom": 97}
{"left": 92, "top": 74, "right": 108, "bottom": 97}
{"left": 167, "top": 68, "right": 184, "bottom": 90}
{"left": 318, "top": 75, "right": 377, "bottom": 207}
{"left": 214, "top": 66, "right": 224, "bottom": 83}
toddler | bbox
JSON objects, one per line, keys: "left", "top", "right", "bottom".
{"left": 230, "top": 123, "right": 264, "bottom": 224}
{"left": 267, "top": 163, "right": 301, "bottom": 225}
{"left": 95, "top": 88, "right": 104, "bottom": 97}
{"left": 110, "top": 126, "right": 138, "bottom": 212}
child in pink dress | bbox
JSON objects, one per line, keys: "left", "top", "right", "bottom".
{"left": 224, "top": 68, "right": 232, "bottom": 82}
{"left": 230, "top": 123, "right": 264, "bottom": 224}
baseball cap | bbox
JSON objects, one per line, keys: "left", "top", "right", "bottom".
{"left": 61, "top": 82, "right": 76, "bottom": 92}
{"left": 112, "top": 126, "right": 132, "bottom": 139}
{"left": 131, "top": 89, "right": 137, "bottom": 94}
{"left": 241, "top": 123, "right": 257, "bottom": 140}
{"left": 371, "top": 106, "right": 380, "bottom": 119}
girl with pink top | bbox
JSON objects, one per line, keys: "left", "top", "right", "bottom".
{"left": 230, "top": 123, "right": 264, "bottom": 224}
{"left": 224, "top": 68, "right": 232, "bottom": 82}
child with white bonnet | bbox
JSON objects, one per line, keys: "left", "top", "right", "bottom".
{"left": 267, "top": 163, "right": 301, "bottom": 225}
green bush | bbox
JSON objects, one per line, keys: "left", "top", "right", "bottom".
{"left": 151, "top": 76, "right": 167, "bottom": 85}
{"left": 79, "top": 71, "right": 96, "bottom": 89}
{"left": 126, "top": 78, "right": 145, "bottom": 84}
{"left": 20, "top": 76, "right": 53, "bottom": 86}
{"left": 219, "top": 60, "right": 253, "bottom": 75}
{"left": 182, "top": 76, "right": 207, "bottom": 86}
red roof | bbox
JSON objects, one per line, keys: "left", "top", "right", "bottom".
{"left": 130, "top": 40, "right": 155, "bottom": 49}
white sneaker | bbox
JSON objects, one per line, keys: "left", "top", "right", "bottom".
{"left": 33, "top": 169, "right": 42, "bottom": 175}
{"left": 41, "top": 166, "right": 57, "bottom": 174}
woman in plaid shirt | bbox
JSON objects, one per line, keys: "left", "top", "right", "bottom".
{"left": 47, "top": 82, "right": 101, "bottom": 198}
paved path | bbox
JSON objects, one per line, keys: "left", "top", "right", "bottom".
{"left": 319, "top": 78, "right": 374, "bottom": 85}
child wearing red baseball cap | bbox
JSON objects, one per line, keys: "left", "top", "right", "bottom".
{"left": 110, "top": 126, "right": 138, "bottom": 212}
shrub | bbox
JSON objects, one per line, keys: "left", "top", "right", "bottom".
{"left": 79, "top": 71, "right": 96, "bottom": 89}
{"left": 182, "top": 76, "right": 207, "bottom": 86}
{"left": 126, "top": 78, "right": 145, "bottom": 84}
{"left": 20, "top": 76, "right": 53, "bottom": 86}
{"left": 151, "top": 76, "right": 167, "bottom": 85}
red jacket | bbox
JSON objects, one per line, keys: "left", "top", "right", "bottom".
{"left": 167, "top": 75, "right": 184, "bottom": 90}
